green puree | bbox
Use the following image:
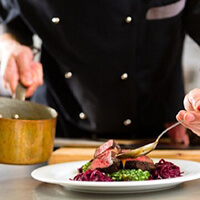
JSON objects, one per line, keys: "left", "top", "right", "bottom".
{"left": 107, "top": 169, "right": 150, "bottom": 181}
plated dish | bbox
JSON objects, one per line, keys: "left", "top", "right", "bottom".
{"left": 32, "top": 140, "right": 200, "bottom": 193}
{"left": 31, "top": 159, "right": 200, "bottom": 193}
{"left": 71, "top": 140, "right": 182, "bottom": 182}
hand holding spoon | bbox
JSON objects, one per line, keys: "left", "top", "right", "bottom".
{"left": 116, "top": 120, "right": 184, "bottom": 159}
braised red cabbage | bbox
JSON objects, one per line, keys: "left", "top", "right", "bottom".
{"left": 150, "top": 159, "right": 183, "bottom": 180}
{"left": 72, "top": 169, "right": 113, "bottom": 182}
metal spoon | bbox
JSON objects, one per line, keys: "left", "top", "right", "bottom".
{"left": 116, "top": 120, "right": 183, "bottom": 159}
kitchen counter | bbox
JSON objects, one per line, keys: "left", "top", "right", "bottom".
{"left": 2, "top": 138, "right": 200, "bottom": 200}
{"left": 1, "top": 160, "right": 200, "bottom": 200}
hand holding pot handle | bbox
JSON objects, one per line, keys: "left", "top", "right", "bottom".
{"left": 0, "top": 33, "right": 43, "bottom": 98}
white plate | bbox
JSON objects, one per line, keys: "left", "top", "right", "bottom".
{"left": 31, "top": 159, "right": 200, "bottom": 194}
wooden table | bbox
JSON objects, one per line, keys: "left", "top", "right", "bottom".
{"left": 49, "top": 147, "right": 200, "bottom": 164}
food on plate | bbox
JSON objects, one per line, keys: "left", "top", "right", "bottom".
{"left": 73, "top": 169, "right": 113, "bottom": 182}
{"left": 149, "top": 159, "right": 182, "bottom": 180}
{"left": 107, "top": 168, "right": 150, "bottom": 181}
{"left": 71, "top": 140, "right": 183, "bottom": 182}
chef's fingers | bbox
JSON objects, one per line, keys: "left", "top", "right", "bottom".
{"left": 25, "top": 62, "right": 43, "bottom": 97}
{"left": 26, "top": 85, "right": 38, "bottom": 98}
{"left": 2, "top": 55, "right": 19, "bottom": 94}
{"left": 176, "top": 110, "right": 200, "bottom": 136}
{"left": 177, "top": 110, "right": 198, "bottom": 123}
{"left": 184, "top": 94, "right": 195, "bottom": 111}
{"left": 176, "top": 110, "right": 185, "bottom": 121}
{"left": 25, "top": 65, "right": 38, "bottom": 97}
{"left": 34, "top": 62, "right": 43, "bottom": 86}
{"left": 15, "top": 46, "right": 34, "bottom": 87}
{"left": 183, "top": 88, "right": 200, "bottom": 111}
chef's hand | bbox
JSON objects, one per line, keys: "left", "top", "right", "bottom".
{"left": 165, "top": 122, "right": 189, "bottom": 146}
{"left": 176, "top": 88, "right": 200, "bottom": 136}
{"left": 0, "top": 33, "right": 43, "bottom": 97}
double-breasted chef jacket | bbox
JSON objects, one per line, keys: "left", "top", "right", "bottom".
{"left": 0, "top": 0, "right": 199, "bottom": 139}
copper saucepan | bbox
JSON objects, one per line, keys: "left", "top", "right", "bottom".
{"left": 0, "top": 83, "right": 58, "bottom": 164}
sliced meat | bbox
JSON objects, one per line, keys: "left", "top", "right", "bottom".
{"left": 122, "top": 155, "right": 155, "bottom": 171}
{"left": 88, "top": 150, "right": 120, "bottom": 174}
{"left": 94, "top": 139, "right": 121, "bottom": 158}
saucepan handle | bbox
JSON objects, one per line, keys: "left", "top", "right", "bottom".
{"left": 12, "top": 82, "right": 27, "bottom": 101}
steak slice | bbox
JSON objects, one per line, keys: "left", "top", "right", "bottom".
{"left": 88, "top": 150, "right": 120, "bottom": 174}
{"left": 122, "top": 155, "right": 155, "bottom": 171}
{"left": 94, "top": 139, "right": 121, "bottom": 158}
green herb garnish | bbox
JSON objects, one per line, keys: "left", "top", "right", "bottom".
{"left": 82, "top": 162, "right": 91, "bottom": 172}
{"left": 107, "top": 169, "right": 150, "bottom": 181}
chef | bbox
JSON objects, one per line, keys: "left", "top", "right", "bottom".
{"left": 0, "top": 0, "right": 199, "bottom": 144}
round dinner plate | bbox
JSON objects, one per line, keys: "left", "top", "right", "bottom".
{"left": 31, "top": 159, "right": 200, "bottom": 194}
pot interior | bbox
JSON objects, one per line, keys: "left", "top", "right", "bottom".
{"left": 0, "top": 97, "right": 57, "bottom": 120}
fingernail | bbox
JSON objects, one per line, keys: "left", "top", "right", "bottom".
{"left": 22, "top": 77, "right": 32, "bottom": 85}
{"left": 179, "top": 112, "right": 184, "bottom": 118}
{"left": 26, "top": 78, "right": 32, "bottom": 85}
{"left": 186, "top": 113, "right": 195, "bottom": 122}
{"left": 176, "top": 111, "right": 184, "bottom": 120}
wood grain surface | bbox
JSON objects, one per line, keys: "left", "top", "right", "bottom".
{"left": 48, "top": 147, "right": 200, "bottom": 164}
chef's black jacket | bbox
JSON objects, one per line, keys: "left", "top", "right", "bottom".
{"left": 0, "top": 0, "right": 200, "bottom": 139}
